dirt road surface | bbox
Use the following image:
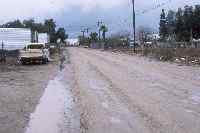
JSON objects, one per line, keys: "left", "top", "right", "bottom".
{"left": 1, "top": 47, "right": 200, "bottom": 133}
{"left": 0, "top": 56, "right": 59, "bottom": 133}
{"left": 69, "top": 47, "right": 200, "bottom": 133}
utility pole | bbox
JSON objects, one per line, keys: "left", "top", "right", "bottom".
{"left": 1, "top": 41, "right": 5, "bottom": 62}
{"left": 85, "top": 28, "right": 89, "bottom": 34}
{"left": 97, "top": 21, "right": 103, "bottom": 41}
{"left": 84, "top": 28, "right": 90, "bottom": 38}
{"left": 81, "top": 30, "right": 86, "bottom": 38}
{"left": 81, "top": 30, "right": 86, "bottom": 45}
{"left": 132, "top": 0, "right": 136, "bottom": 53}
{"left": 85, "top": 28, "right": 90, "bottom": 46}
{"left": 1, "top": 41, "right": 3, "bottom": 61}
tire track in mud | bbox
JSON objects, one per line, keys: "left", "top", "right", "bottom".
{"left": 87, "top": 62, "right": 165, "bottom": 133}
{"left": 72, "top": 61, "right": 150, "bottom": 133}
{"left": 85, "top": 49, "right": 200, "bottom": 86}
{"left": 70, "top": 52, "right": 148, "bottom": 133}
{"left": 70, "top": 50, "right": 159, "bottom": 133}
{"left": 81, "top": 49, "right": 200, "bottom": 109}
{"left": 70, "top": 48, "right": 200, "bottom": 133}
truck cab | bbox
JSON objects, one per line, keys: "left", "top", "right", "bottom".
{"left": 19, "top": 43, "right": 50, "bottom": 64}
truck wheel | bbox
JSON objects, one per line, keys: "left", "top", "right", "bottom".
{"left": 42, "top": 58, "right": 47, "bottom": 64}
{"left": 21, "top": 60, "right": 26, "bottom": 65}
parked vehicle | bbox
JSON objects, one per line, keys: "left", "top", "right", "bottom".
{"left": 19, "top": 43, "right": 50, "bottom": 64}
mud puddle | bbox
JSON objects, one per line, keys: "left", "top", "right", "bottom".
{"left": 25, "top": 49, "right": 78, "bottom": 133}
{"left": 25, "top": 71, "right": 72, "bottom": 133}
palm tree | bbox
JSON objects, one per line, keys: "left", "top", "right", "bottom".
{"left": 100, "top": 25, "right": 108, "bottom": 42}
{"left": 90, "top": 32, "right": 98, "bottom": 42}
{"left": 44, "top": 19, "right": 56, "bottom": 43}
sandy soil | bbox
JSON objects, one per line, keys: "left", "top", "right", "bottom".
{"left": 69, "top": 47, "right": 200, "bottom": 133}
{"left": 0, "top": 55, "right": 60, "bottom": 133}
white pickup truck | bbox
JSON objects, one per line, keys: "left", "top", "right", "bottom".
{"left": 19, "top": 43, "right": 50, "bottom": 64}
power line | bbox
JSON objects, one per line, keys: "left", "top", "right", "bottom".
{"left": 68, "top": 0, "right": 191, "bottom": 37}
{"left": 136, "top": 0, "right": 172, "bottom": 15}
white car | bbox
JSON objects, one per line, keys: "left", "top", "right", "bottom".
{"left": 19, "top": 43, "right": 50, "bottom": 64}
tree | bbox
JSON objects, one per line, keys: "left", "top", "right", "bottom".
{"left": 193, "top": 5, "right": 200, "bottom": 39}
{"left": 175, "top": 8, "right": 184, "bottom": 41}
{"left": 100, "top": 25, "right": 108, "bottom": 42}
{"left": 0, "top": 18, "right": 69, "bottom": 44}
{"left": 166, "top": 10, "right": 176, "bottom": 39}
{"left": 34, "top": 23, "right": 47, "bottom": 33}
{"left": 44, "top": 19, "right": 56, "bottom": 33}
{"left": 90, "top": 32, "right": 98, "bottom": 42}
{"left": 159, "top": 9, "right": 167, "bottom": 41}
{"left": 0, "top": 20, "right": 24, "bottom": 28}
{"left": 23, "top": 19, "right": 47, "bottom": 33}
{"left": 56, "top": 28, "right": 68, "bottom": 43}
{"left": 23, "top": 19, "right": 35, "bottom": 29}
{"left": 182, "top": 5, "right": 194, "bottom": 41}
{"left": 44, "top": 19, "right": 56, "bottom": 43}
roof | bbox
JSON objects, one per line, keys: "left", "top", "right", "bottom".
{"left": 67, "top": 38, "right": 79, "bottom": 44}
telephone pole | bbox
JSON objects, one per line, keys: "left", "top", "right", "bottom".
{"left": 81, "top": 30, "right": 86, "bottom": 45}
{"left": 85, "top": 28, "right": 89, "bottom": 34}
{"left": 1, "top": 41, "right": 5, "bottom": 62}
{"left": 85, "top": 28, "right": 90, "bottom": 37}
{"left": 81, "top": 30, "right": 86, "bottom": 38}
{"left": 132, "top": 0, "right": 136, "bottom": 53}
{"left": 97, "top": 21, "right": 103, "bottom": 41}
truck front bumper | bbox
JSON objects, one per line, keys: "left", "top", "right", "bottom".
{"left": 20, "top": 56, "right": 44, "bottom": 64}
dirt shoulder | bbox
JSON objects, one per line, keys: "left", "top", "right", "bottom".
{"left": 0, "top": 54, "right": 60, "bottom": 133}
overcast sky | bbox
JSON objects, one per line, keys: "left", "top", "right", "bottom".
{"left": 0, "top": 0, "right": 200, "bottom": 37}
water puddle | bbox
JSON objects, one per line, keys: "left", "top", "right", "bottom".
{"left": 102, "top": 102, "right": 109, "bottom": 109}
{"left": 89, "top": 79, "right": 105, "bottom": 91}
{"left": 110, "top": 117, "right": 121, "bottom": 124}
{"left": 190, "top": 90, "right": 200, "bottom": 105}
{"left": 25, "top": 71, "right": 73, "bottom": 133}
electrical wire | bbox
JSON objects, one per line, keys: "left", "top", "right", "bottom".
{"left": 67, "top": 0, "right": 193, "bottom": 37}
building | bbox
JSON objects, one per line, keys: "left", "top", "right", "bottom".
{"left": 192, "top": 39, "right": 200, "bottom": 48}
{"left": 146, "top": 33, "right": 160, "bottom": 41}
{"left": 38, "top": 33, "right": 49, "bottom": 44}
{"left": 0, "top": 28, "right": 31, "bottom": 50}
{"left": 66, "top": 38, "right": 79, "bottom": 46}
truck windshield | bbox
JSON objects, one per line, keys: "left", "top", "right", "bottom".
{"left": 27, "top": 45, "right": 44, "bottom": 49}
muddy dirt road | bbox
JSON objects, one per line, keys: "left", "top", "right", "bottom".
{"left": 0, "top": 56, "right": 59, "bottom": 133}
{"left": 69, "top": 47, "right": 200, "bottom": 133}
{"left": 1, "top": 47, "right": 200, "bottom": 133}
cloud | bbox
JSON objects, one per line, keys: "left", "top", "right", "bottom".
{"left": 0, "top": 0, "right": 199, "bottom": 33}
{"left": 65, "top": 0, "right": 126, "bottom": 12}
{"left": 0, "top": 0, "right": 127, "bottom": 23}
{"left": 0, "top": 0, "right": 66, "bottom": 22}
